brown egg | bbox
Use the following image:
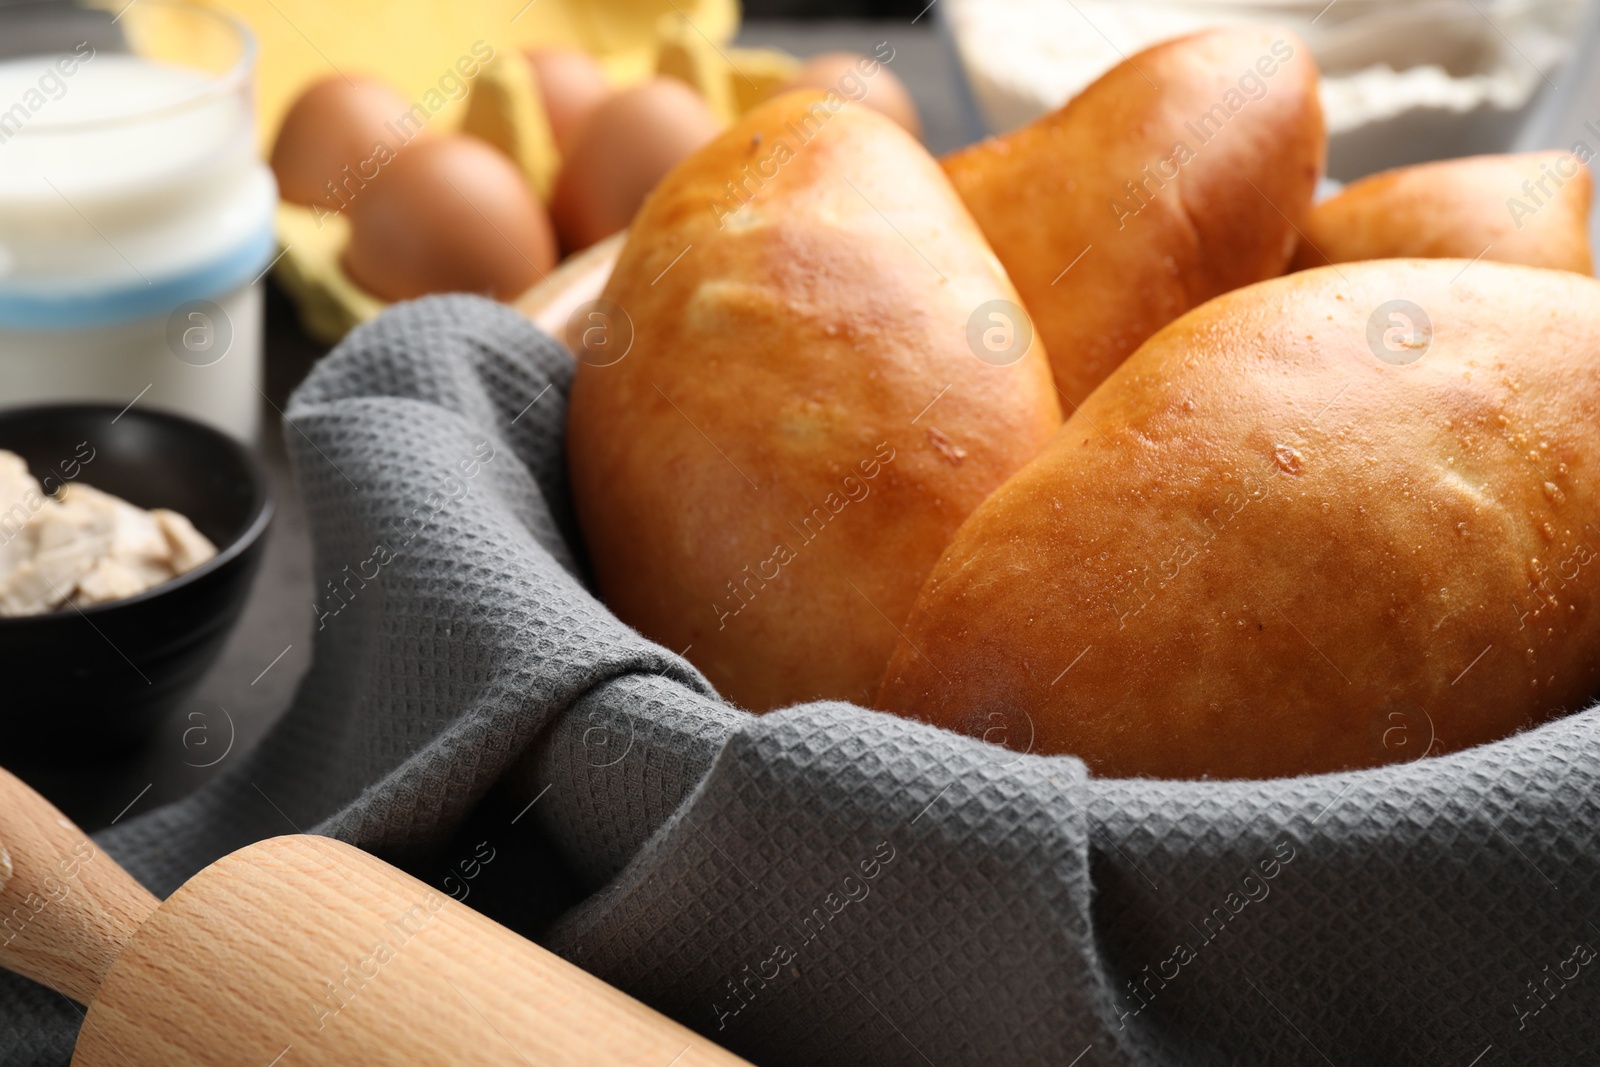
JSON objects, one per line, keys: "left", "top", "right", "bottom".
{"left": 271, "top": 76, "right": 420, "bottom": 207}
{"left": 767, "top": 52, "right": 921, "bottom": 139}
{"left": 527, "top": 48, "right": 612, "bottom": 154}
{"left": 549, "top": 77, "right": 720, "bottom": 252}
{"left": 341, "top": 135, "right": 557, "bottom": 302}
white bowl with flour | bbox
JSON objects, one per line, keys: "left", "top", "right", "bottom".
{"left": 944, "top": 0, "right": 1586, "bottom": 181}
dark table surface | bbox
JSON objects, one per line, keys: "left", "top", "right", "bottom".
{"left": 15, "top": 17, "right": 980, "bottom": 830}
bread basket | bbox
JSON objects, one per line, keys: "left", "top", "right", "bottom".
{"left": 5, "top": 287, "right": 1591, "bottom": 1065}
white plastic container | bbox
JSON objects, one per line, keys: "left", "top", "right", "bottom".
{"left": 0, "top": 1, "right": 276, "bottom": 443}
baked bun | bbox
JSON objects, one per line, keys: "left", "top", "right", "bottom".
{"left": 1292, "top": 152, "right": 1594, "bottom": 274}
{"left": 877, "top": 259, "right": 1600, "bottom": 779}
{"left": 941, "top": 27, "right": 1324, "bottom": 408}
{"left": 568, "top": 92, "right": 1062, "bottom": 712}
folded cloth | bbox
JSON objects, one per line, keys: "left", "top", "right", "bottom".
{"left": 4, "top": 295, "right": 1596, "bottom": 1065}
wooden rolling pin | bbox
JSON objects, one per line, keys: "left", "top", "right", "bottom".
{"left": 0, "top": 768, "right": 746, "bottom": 1066}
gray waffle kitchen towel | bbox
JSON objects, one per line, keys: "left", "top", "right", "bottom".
{"left": 2, "top": 295, "right": 1597, "bottom": 1065}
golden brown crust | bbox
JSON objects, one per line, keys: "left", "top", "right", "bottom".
{"left": 567, "top": 92, "right": 1062, "bottom": 712}
{"left": 1292, "top": 152, "right": 1595, "bottom": 274}
{"left": 941, "top": 27, "right": 1325, "bottom": 409}
{"left": 877, "top": 259, "right": 1600, "bottom": 779}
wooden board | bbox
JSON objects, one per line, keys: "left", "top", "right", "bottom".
{"left": 514, "top": 231, "right": 626, "bottom": 344}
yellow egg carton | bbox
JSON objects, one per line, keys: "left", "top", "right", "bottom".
{"left": 193, "top": 0, "right": 797, "bottom": 343}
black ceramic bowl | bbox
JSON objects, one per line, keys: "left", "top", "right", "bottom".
{"left": 0, "top": 405, "right": 272, "bottom": 760}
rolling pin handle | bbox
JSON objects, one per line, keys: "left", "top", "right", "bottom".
{"left": 0, "top": 768, "right": 159, "bottom": 1005}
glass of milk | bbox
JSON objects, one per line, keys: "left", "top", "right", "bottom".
{"left": 0, "top": 1, "right": 276, "bottom": 442}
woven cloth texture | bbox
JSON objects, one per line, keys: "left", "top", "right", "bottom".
{"left": 2, "top": 295, "right": 1596, "bottom": 1066}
